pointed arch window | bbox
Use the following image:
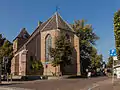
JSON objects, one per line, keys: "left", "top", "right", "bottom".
{"left": 66, "top": 33, "right": 71, "bottom": 42}
{"left": 45, "top": 34, "right": 52, "bottom": 62}
{"left": 66, "top": 34, "right": 70, "bottom": 40}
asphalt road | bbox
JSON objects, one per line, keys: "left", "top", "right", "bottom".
{"left": 91, "top": 78, "right": 120, "bottom": 90}
{"left": 0, "top": 76, "right": 109, "bottom": 90}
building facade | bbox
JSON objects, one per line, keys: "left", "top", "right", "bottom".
{"left": 11, "top": 12, "right": 81, "bottom": 76}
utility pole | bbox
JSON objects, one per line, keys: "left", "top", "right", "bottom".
{"left": 112, "top": 57, "right": 114, "bottom": 84}
{"left": 110, "top": 49, "right": 117, "bottom": 84}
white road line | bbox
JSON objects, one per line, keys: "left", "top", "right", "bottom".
{"left": 80, "top": 83, "right": 99, "bottom": 90}
{"left": 89, "top": 84, "right": 99, "bottom": 89}
{"left": 0, "top": 87, "right": 33, "bottom": 90}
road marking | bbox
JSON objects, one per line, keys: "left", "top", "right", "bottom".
{"left": 0, "top": 87, "right": 33, "bottom": 90}
{"left": 80, "top": 83, "right": 99, "bottom": 90}
{"left": 88, "top": 84, "right": 99, "bottom": 90}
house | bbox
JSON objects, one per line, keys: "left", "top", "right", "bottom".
{"left": 11, "top": 12, "right": 81, "bottom": 76}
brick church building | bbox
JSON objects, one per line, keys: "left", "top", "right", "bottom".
{"left": 11, "top": 12, "right": 80, "bottom": 76}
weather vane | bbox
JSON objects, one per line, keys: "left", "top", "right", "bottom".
{"left": 56, "top": 6, "right": 60, "bottom": 12}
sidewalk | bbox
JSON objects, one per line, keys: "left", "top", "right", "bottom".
{"left": 0, "top": 81, "right": 33, "bottom": 90}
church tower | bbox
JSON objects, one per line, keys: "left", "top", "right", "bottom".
{"left": 13, "top": 28, "right": 30, "bottom": 53}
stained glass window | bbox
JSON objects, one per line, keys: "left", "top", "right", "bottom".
{"left": 45, "top": 34, "right": 52, "bottom": 62}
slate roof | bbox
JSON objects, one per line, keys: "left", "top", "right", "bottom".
{"left": 13, "top": 28, "right": 30, "bottom": 41}
{"left": 14, "top": 12, "right": 73, "bottom": 41}
{"left": 15, "top": 12, "right": 74, "bottom": 53}
{"left": 41, "top": 12, "right": 74, "bottom": 32}
{"left": 23, "top": 12, "right": 74, "bottom": 45}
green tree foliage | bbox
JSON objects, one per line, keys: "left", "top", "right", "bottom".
{"left": 49, "top": 32, "right": 73, "bottom": 68}
{"left": 114, "top": 10, "right": 120, "bottom": 60}
{"left": 0, "top": 34, "right": 6, "bottom": 47}
{"left": 91, "top": 46, "right": 103, "bottom": 69}
{"left": 29, "top": 56, "right": 43, "bottom": 75}
{"left": 72, "top": 20, "right": 99, "bottom": 73}
{"left": 107, "top": 56, "right": 117, "bottom": 68}
{"left": 0, "top": 34, "right": 6, "bottom": 60}
{"left": 31, "top": 60, "right": 43, "bottom": 71}
{"left": 0, "top": 36, "right": 13, "bottom": 74}
{"left": 107, "top": 56, "right": 113, "bottom": 68}
{"left": 30, "top": 56, "right": 43, "bottom": 71}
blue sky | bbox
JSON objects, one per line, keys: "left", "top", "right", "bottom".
{"left": 0, "top": 0, "right": 119, "bottom": 62}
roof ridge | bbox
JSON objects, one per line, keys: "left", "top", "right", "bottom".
{"left": 55, "top": 12, "right": 59, "bottom": 29}
{"left": 13, "top": 28, "right": 30, "bottom": 41}
{"left": 41, "top": 13, "right": 56, "bottom": 32}
{"left": 57, "top": 13, "right": 74, "bottom": 32}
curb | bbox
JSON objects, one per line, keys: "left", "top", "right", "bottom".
{"left": 0, "top": 87, "right": 33, "bottom": 90}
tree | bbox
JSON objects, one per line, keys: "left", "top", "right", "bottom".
{"left": 72, "top": 20, "right": 99, "bottom": 74}
{"left": 114, "top": 10, "right": 120, "bottom": 60}
{"left": 107, "top": 56, "right": 117, "bottom": 68}
{"left": 31, "top": 60, "right": 43, "bottom": 71}
{"left": 0, "top": 34, "right": 6, "bottom": 62}
{"left": 49, "top": 32, "right": 73, "bottom": 75}
{"left": 0, "top": 40, "right": 13, "bottom": 74}
{"left": 29, "top": 56, "right": 43, "bottom": 75}
{"left": 0, "top": 34, "right": 6, "bottom": 47}
{"left": 107, "top": 56, "right": 113, "bottom": 68}
{"left": 90, "top": 46, "right": 103, "bottom": 69}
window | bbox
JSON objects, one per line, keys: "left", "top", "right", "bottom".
{"left": 66, "top": 34, "right": 70, "bottom": 39}
{"left": 66, "top": 34, "right": 71, "bottom": 42}
{"left": 45, "top": 34, "right": 52, "bottom": 62}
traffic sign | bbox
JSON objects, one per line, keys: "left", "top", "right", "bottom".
{"left": 113, "top": 56, "right": 118, "bottom": 61}
{"left": 110, "top": 49, "right": 117, "bottom": 56}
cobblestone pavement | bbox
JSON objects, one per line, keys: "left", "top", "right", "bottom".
{"left": 0, "top": 77, "right": 117, "bottom": 90}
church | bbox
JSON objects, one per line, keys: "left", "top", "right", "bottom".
{"left": 11, "top": 12, "right": 81, "bottom": 76}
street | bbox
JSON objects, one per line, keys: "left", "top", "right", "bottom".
{"left": 0, "top": 76, "right": 119, "bottom": 90}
